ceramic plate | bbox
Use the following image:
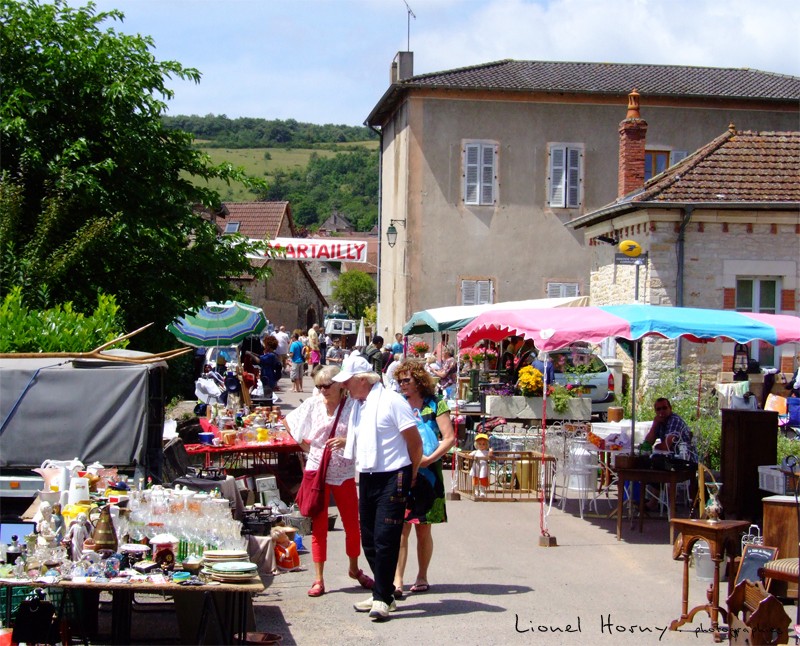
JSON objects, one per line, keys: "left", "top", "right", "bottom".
{"left": 212, "top": 561, "right": 257, "bottom": 573}
{"left": 203, "top": 550, "right": 248, "bottom": 559}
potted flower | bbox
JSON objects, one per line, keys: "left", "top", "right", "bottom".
{"left": 411, "top": 341, "right": 430, "bottom": 357}
{"left": 516, "top": 366, "right": 544, "bottom": 397}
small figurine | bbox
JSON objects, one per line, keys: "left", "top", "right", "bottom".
{"left": 63, "top": 512, "right": 93, "bottom": 560}
{"left": 469, "top": 433, "right": 493, "bottom": 498}
{"left": 52, "top": 503, "right": 65, "bottom": 544}
{"left": 36, "top": 501, "right": 57, "bottom": 547}
{"left": 271, "top": 527, "right": 300, "bottom": 571}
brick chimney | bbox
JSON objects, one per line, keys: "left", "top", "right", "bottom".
{"left": 390, "top": 51, "right": 414, "bottom": 84}
{"left": 618, "top": 89, "right": 648, "bottom": 198}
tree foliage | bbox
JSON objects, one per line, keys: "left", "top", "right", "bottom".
{"left": 0, "top": 0, "right": 269, "bottom": 350}
{"left": 258, "top": 148, "right": 379, "bottom": 230}
{"left": 162, "top": 114, "right": 377, "bottom": 149}
{"left": 331, "top": 270, "right": 376, "bottom": 320}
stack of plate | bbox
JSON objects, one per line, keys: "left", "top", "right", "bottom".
{"left": 202, "top": 549, "right": 257, "bottom": 582}
{"left": 206, "top": 560, "right": 258, "bottom": 583}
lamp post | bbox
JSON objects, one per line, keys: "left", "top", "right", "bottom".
{"left": 615, "top": 239, "right": 647, "bottom": 455}
{"left": 385, "top": 219, "right": 406, "bottom": 248}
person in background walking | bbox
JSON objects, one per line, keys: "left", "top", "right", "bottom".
{"left": 275, "top": 325, "right": 290, "bottom": 373}
{"left": 363, "top": 335, "right": 385, "bottom": 373}
{"left": 318, "top": 325, "right": 328, "bottom": 366}
{"left": 334, "top": 354, "right": 422, "bottom": 621}
{"left": 289, "top": 332, "right": 305, "bottom": 393}
{"left": 391, "top": 333, "right": 404, "bottom": 356}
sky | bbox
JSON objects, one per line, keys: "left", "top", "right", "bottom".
{"left": 90, "top": 0, "right": 800, "bottom": 127}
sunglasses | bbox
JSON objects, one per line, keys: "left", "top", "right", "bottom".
{"left": 317, "top": 383, "right": 334, "bottom": 390}
{"left": 398, "top": 377, "right": 414, "bottom": 385}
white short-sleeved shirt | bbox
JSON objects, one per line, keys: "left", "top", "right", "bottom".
{"left": 285, "top": 395, "right": 356, "bottom": 485}
{"left": 348, "top": 383, "right": 418, "bottom": 473}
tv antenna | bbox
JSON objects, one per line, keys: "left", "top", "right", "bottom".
{"left": 403, "top": 0, "right": 416, "bottom": 51}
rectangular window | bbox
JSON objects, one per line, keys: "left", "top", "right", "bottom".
{"left": 546, "top": 282, "right": 580, "bottom": 298}
{"left": 736, "top": 278, "right": 778, "bottom": 367}
{"left": 645, "top": 150, "right": 688, "bottom": 181}
{"left": 461, "top": 279, "right": 494, "bottom": 306}
{"left": 224, "top": 221, "right": 240, "bottom": 234}
{"left": 463, "top": 142, "right": 497, "bottom": 205}
{"left": 548, "top": 144, "right": 582, "bottom": 208}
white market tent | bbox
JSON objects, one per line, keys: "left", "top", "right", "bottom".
{"left": 401, "top": 296, "right": 589, "bottom": 335}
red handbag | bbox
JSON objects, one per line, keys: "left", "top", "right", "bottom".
{"left": 294, "top": 398, "right": 346, "bottom": 518}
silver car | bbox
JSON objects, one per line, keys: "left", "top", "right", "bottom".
{"left": 550, "top": 347, "right": 615, "bottom": 420}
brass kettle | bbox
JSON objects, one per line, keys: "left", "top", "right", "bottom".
{"left": 91, "top": 505, "right": 118, "bottom": 552}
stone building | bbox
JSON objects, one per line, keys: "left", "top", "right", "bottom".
{"left": 571, "top": 97, "right": 799, "bottom": 384}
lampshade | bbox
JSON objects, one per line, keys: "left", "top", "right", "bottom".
{"left": 386, "top": 224, "right": 398, "bottom": 248}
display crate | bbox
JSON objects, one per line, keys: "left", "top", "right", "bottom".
{"left": 758, "top": 465, "right": 795, "bottom": 495}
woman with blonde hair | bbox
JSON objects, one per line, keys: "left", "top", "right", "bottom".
{"left": 284, "top": 364, "right": 373, "bottom": 596}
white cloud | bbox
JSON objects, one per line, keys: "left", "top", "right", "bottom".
{"left": 89, "top": 0, "right": 800, "bottom": 124}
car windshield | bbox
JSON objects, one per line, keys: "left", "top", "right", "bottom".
{"left": 552, "top": 350, "right": 605, "bottom": 374}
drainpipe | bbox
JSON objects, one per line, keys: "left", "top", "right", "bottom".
{"left": 368, "top": 124, "right": 383, "bottom": 331}
{"left": 675, "top": 205, "right": 694, "bottom": 368}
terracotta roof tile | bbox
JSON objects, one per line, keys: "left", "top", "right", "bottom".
{"left": 222, "top": 202, "right": 289, "bottom": 239}
{"left": 635, "top": 129, "right": 800, "bottom": 203}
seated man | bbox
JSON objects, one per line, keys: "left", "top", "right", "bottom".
{"left": 644, "top": 397, "right": 692, "bottom": 455}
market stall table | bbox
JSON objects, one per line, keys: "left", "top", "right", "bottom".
{"left": 1, "top": 576, "right": 264, "bottom": 645}
{"left": 668, "top": 518, "right": 750, "bottom": 642}
{"left": 615, "top": 466, "right": 696, "bottom": 543}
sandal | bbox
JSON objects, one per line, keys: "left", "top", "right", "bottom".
{"left": 307, "top": 581, "right": 325, "bottom": 597}
{"left": 349, "top": 568, "right": 374, "bottom": 590}
{"left": 393, "top": 586, "right": 404, "bottom": 600}
{"left": 410, "top": 582, "right": 430, "bottom": 593}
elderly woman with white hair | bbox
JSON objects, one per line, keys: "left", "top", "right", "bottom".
{"left": 333, "top": 354, "right": 422, "bottom": 621}
{"left": 284, "top": 364, "right": 373, "bottom": 597}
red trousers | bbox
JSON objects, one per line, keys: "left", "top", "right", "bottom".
{"left": 310, "top": 477, "right": 361, "bottom": 563}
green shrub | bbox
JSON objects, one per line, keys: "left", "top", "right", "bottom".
{"left": 0, "top": 286, "right": 127, "bottom": 353}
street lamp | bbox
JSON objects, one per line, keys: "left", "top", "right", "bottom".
{"left": 385, "top": 219, "right": 406, "bottom": 248}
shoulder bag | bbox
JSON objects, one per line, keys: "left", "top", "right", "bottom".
{"left": 294, "top": 397, "right": 347, "bottom": 518}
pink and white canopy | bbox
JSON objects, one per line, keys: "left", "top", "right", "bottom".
{"left": 457, "top": 303, "right": 800, "bottom": 350}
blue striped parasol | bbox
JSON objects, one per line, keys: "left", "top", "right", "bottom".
{"left": 167, "top": 301, "right": 267, "bottom": 347}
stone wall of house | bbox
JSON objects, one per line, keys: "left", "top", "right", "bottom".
{"left": 588, "top": 210, "right": 800, "bottom": 390}
{"left": 233, "top": 262, "right": 325, "bottom": 333}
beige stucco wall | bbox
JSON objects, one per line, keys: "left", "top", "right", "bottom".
{"left": 377, "top": 92, "right": 799, "bottom": 337}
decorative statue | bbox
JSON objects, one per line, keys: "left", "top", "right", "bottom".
{"left": 52, "top": 503, "right": 65, "bottom": 544}
{"left": 63, "top": 512, "right": 93, "bottom": 560}
{"left": 469, "top": 433, "right": 493, "bottom": 498}
{"left": 36, "top": 501, "right": 57, "bottom": 547}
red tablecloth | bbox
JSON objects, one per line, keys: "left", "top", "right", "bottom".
{"left": 186, "top": 418, "right": 300, "bottom": 455}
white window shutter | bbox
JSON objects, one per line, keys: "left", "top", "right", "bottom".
{"left": 549, "top": 146, "right": 565, "bottom": 207}
{"left": 670, "top": 151, "right": 688, "bottom": 165}
{"left": 566, "top": 148, "right": 581, "bottom": 207}
{"left": 477, "top": 280, "right": 493, "bottom": 305}
{"left": 462, "top": 280, "right": 477, "bottom": 305}
{"left": 464, "top": 144, "right": 479, "bottom": 204}
{"left": 547, "top": 282, "right": 580, "bottom": 298}
{"left": 480, "top": 145, "right": 496, "bottom": 204}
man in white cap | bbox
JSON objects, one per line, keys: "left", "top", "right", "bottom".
{"left": 334, "top": 353, "right": 422, "bottom": 621}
